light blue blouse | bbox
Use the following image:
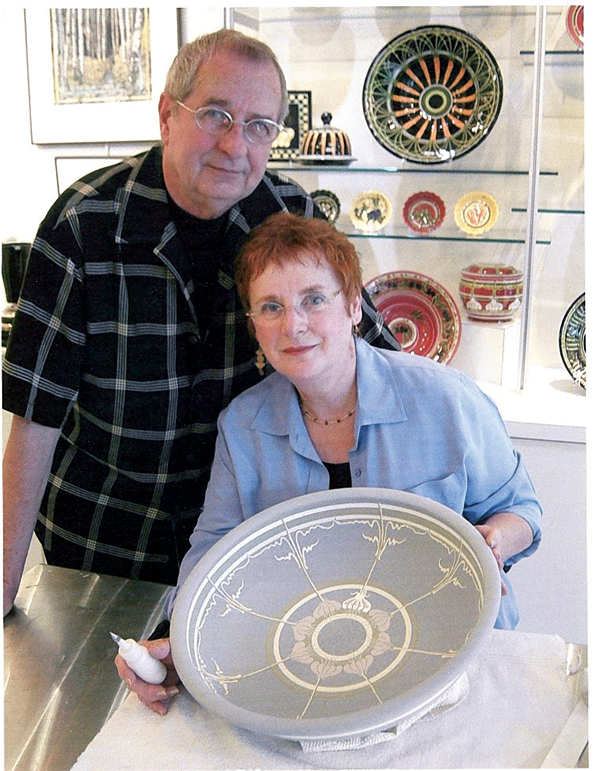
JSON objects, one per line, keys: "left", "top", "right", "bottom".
{"left": 166, "top": 338, "right": 542, "bottom": 628}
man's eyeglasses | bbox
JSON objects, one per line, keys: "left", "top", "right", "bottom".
{"left": 176, "top": 101, "right": 283, "bottom": 145}
{"left": 247, "top": 289, "right": 344, "bottom": 326}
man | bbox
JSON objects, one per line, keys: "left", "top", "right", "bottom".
{"left": 3, "top": 29, "right": 397, "bottom": 615}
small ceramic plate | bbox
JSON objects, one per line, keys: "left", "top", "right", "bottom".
{"left": 559, "top": 293, "right": 585, "bottom": 389}
{"left": 566, "top": 6, "right": 583, "bottom": 49}
{"left": 365, "top": 270, "right": 461, "bottom": 363}
{"left": 403, "top": 191, "right": 446, "bottom": 233}
{"left": 171, "top": 487, "right": 500, "bottom": 741}
{"left": 454, "top": 192, "right": 499, "bottom": 236}
{"left": 350, "top": 191, "right": 393, "bottom": 233}
{"left": 310, "top": 189, "right": 341, "bottom": 223}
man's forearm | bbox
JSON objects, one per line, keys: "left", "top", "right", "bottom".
{"left": 3, "top": 415, "right": 61, "bottom": 615}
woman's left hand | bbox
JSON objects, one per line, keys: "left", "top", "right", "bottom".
{"left": 476, "top": 511, "right": 534, "bottom": 598}
{"left": 476, "top": 524, "right": 508, "bottom": 596}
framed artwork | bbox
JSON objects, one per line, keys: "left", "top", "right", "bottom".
{"left": 25, "top": 9, "right": 179, "bottom": 144}
{"left": 270, "top": 90, "right": 312, "bottom": 161}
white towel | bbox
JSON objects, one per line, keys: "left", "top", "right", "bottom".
{"left": 299, "top": 670, "right": 470, "bottom": 753}
{"left": 71, "top": 629, "right": 587, "bottom": 770}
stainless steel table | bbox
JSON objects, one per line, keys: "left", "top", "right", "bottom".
{"left": 4, "top": 564, "right": 170, "bottom": 771}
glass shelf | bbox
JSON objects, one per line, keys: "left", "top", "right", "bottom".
{"left": 511, "top": 207, "right": 584, "bottom": 215}
{"left": 344, "top": 231, "right": 551, "bottom": 245}
{"left": 269, "top": 163, "right": 559, "bottom": 177}
{"left": 519, "top": 49, "right": 583, "bottom": 56}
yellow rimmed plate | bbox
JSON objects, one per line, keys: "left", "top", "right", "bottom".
{"left": 454, "top": 192, "right": 499, "bottom": 236}
{"left": 350, "top": 190, "right": 393, "bottom": 233}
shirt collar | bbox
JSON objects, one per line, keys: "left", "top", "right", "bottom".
{"left": 251, "top": 337, "right": 407, "bottom": 442}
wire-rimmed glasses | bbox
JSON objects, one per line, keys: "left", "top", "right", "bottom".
{"left": 176, "top": 101, "right": 283, "bottom": 145}
{"left": 247, "top": 289, "right": 344, "bottom": 326}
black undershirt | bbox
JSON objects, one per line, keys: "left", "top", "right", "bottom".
{"left": 323, "top": 461, "right": 352, "bottom": 490}
{"left": 168, "top": 195, "right": 229, "bottom": 328}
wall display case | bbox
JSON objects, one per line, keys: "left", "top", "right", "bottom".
{"left": 229, "top": 5, "right": 584, "bottom": 437}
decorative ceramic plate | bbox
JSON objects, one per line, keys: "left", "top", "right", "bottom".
{"left": 559, "top": 293, "right": 585, "bottom": 389}
{"left": 365, "top": 271, "right": 461, "bottom": 363}
{"left": 363, "top": 25, "right": 503, "bottom": 164}
{"left": 566, "top": 6, "right": 583, "bottom": 49}
{"left": 350, "top": 190, "right": 393, "bottom": 233}
{"left": 403, "top": 191, "right": 446, "bottom": 233}
{"left": 454, "top": 191, "right": 499, "bottom": 236}
{"left": 310, "top": 189, "right": 341, "bottom": 223}
{"left": 171, "top": 487, "right": 500, "bottom": 741}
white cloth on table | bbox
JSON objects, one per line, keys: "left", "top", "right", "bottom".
{"left": 71, "top": 630, "right": 586, "bottom": 770}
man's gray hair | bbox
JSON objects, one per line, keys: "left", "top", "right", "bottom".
{"left": 164, "top": 28, "right": 288, "bottom": 121}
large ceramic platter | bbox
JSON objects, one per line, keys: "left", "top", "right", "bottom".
{"left": 171, "top": 488, "right": 500, "bottom": 741}
{"left": 559, "top": 293, "right": 585, "bottom": 389}
{"left": 363, "top": 25, "right": 503, "bottom": 164}
{"left": 365, "top": 271, "right": 461, "bottom": 363}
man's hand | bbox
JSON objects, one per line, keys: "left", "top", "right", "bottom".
{"left": 114, "top": 638, "right": 180, "bottom": 715}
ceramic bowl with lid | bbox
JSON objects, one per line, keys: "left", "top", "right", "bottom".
{"left": 459, "top": 264, "right": 523, "bottom": 322}
{"left": 297, "top": 112, "right": 356, "bottom": 164}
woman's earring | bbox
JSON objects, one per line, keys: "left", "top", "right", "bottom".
{"left": 255, "top": 347, "right": 266, "bottom": 376}
{"left": 353, "top": 323, "right": 362, "bottom": 338}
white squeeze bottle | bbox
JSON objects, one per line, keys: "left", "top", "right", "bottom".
{"left": 110, "top": 631, "right": 167, "bottom": 684}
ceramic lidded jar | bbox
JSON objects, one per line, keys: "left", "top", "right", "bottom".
{"left": 299, "top": 112, "right": 353, "bottom": 159}
{"left": 458, "top": 264, "right": 524, "bottom": 322}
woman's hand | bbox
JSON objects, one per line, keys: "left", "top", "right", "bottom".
{"left": 476, "top": 511, "right": 534, "bottom": 597}
{"left": 476, "top": 524, "right": 508, "bottom": 595}
{"left": 114, "top": 638, "right": 180, "bottom": 715}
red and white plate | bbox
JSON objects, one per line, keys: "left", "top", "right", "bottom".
{"left": 403, "top": 191, "right": 446, "bottom": 234}
{"left": 566, "top": 6, "right": 583, "bottom": 49}
{"left": 365, "top": 270, "right": 461, "bottom": 363}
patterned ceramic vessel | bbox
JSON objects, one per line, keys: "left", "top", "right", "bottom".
{"left": 298, "top": 112, "right": 355, "bottom": 164}
{"left": 362, "top": 25, "right": 503, "bottom": 164}
{"left": 171, "top": 487, "right": 500, "bottom": 741}
{"left": 566, "top": 6, "right": 583, "bottom": 49}
{"left": 459, "top": 264, "right": 523, "bottom": 322}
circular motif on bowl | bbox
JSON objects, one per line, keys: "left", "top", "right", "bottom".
{"left": 362, "top": 25, "right": 503, "bottom": 164}
{"left": 458, "top": 264, "right": 523, "bottom": 322}
{"left": 365, "top": 270, "right": 461, "bottom": 363}
{"left": 454, "top": 192, "right": 499, "bottom": 236}
{"left": 403, "top": 191, "right": 446, "bottom": 233}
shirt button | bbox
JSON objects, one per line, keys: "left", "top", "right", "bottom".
{"left": 354, "top": 468, "right": 362, "bottom": 478}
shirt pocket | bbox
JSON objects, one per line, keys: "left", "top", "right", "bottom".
{"left": 402, "top": 468, "right": 466, "bottom": 515}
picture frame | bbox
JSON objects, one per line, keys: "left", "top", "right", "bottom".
{"left": 25, "top": 9, "right": 179, "bottom": 145}
{"left": 270, "top": 90, "right": 312, "bottom": 161}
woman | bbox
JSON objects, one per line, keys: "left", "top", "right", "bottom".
{"left": 116, "top": 212, "right": 541, "bottom": 714}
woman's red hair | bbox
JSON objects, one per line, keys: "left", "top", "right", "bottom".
{"left": 236, "top": 212, "right": 363, "bottom": 315}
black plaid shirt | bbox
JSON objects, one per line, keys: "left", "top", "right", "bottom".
{"left": 3, "top": 145, "right": 398, "bottom": 585}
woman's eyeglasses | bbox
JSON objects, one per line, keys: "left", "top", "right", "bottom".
{"left": 247, "top": 289, "right": 343, "bottom": 326}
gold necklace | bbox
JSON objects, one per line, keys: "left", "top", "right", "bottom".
{"left": 300, "top": 404, "right": 356, "bottom": 426}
